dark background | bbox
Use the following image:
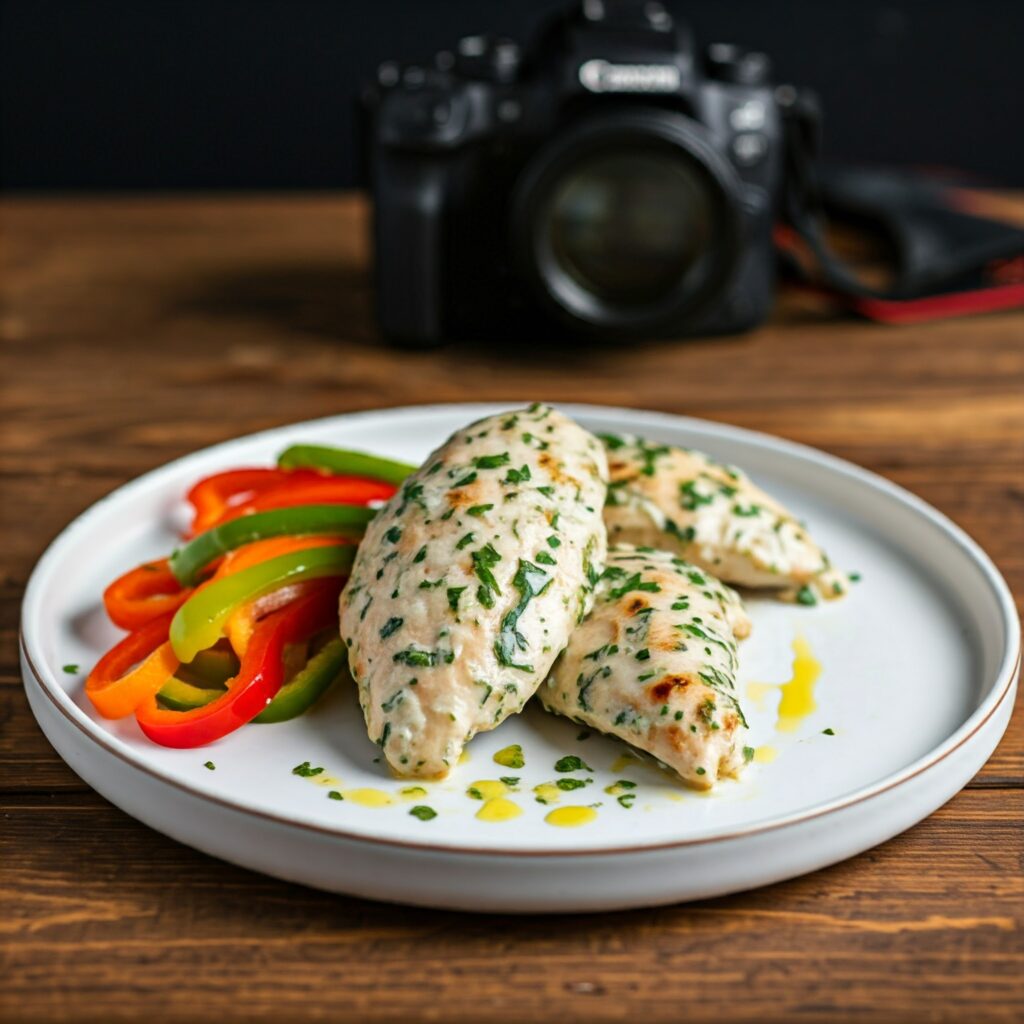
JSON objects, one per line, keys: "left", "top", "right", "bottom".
{"left": 2, "top": 0, "right": 1023, "bottom": 190}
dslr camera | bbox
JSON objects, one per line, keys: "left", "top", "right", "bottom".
{"left": 363, "top": 0, "right": 810, "bottom": 343}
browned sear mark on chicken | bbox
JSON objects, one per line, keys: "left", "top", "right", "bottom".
{"left": 648, "top": 674, "right": 694, "bottom": 702}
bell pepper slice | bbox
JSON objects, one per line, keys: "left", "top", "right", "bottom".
{"left": 174, "top": 646, "right": 238, "bottom": 687}
{"left": 157, "top": 636, "right": 347, "bottom": 722}
{"left": 169, "top": 503, "right": 374, "bottom": 587}
{"left": 187, "top": 467, "right": 327, "bottom": 535}
{"left": 212, "top": 536, "right": 347, "bottom": 581}
{"left": 136, "top": 585, "right": 339, "bottom": 747}
{"left": 277, "top": 444, "right": 417, "bottom": 486}
{"left": 254, "top": 636, "right": 348, "bottom": 723}
{"left": 103, "top": 559, "right": 191, "bottom": 630}
{"left": 157, "top": 676, "right": 223, "bottom": 711}
{"left": 169, "top": 544, "right": 354, "bottom": 663}
{"left": 85, "top": 612, "right": 180, "bottom": 719}
{"left": 209, "top": 476, "right": 397, "bottom": 528}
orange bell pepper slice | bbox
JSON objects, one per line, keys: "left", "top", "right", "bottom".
{"left": 86, "top": 612, "right": 180, "bottom": 719}
{"left": 103, "top": 559, "right": 192, "bottom": 631}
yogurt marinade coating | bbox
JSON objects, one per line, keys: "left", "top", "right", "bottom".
{"left": 601, "top": 433, "right": 849, "bottom": 601}
{"left": 540, "top": 544, "right": 751, "bottom": 789}
{"left": 339, "top": 404, "right": 608, "bottom": 778}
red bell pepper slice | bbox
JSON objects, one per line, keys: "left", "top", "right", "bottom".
{"left": 208, "top": 476, "right": 397, "bottom": 528}
{"left": 134, "top": 582, "right": 340, "bottom": 748}
{"left": 187, "top": 467, "right": 328, "bottom": 535}
{"left": 103, "top": 559, "right": 192, "bottom": 630}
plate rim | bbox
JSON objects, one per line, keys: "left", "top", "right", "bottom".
{"left": 20, "top": 400, "right": 1022, "bottom": 858}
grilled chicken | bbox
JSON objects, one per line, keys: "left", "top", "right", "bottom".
{"left": 601, "top": 433, "right": 848, "bottom": 602}
{"left": 339, "top": 404, "right": 608, "bottom": 778}
{"left": 539, "top": 545, "right": 751, "bottom": 789}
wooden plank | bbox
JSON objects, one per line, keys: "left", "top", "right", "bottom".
{"left": 0, "top": 789, "right": 1020, "bottom": 1023}
{"left": 1, "top": 195, "right": 1022, "bottom": 1021}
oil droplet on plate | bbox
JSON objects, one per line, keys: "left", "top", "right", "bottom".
{"left": 754, "top": 745, "right": 777, "bottom": 764}
{"left": 342, "top": 788, "right": 393, "bottom": 808}
{"left": 745, "top": 681, "right": 776, "bottom": 710}
{"left": 777, "top": 636, "right": 822, "bottom": 732}
{"left": 466, "top": 779, "right": 507, "bottom": 801}
{"left": 493, "top": 744, "right": 525, "bottom": 769}
{"left": 533, "top": 782, "right": 561, "bottom": 804}
{"left": 603, "top": 781, "right": 635, "bottom": 797}
{"left": 545, "top": 806, "right": 598, "bottom": 828}
{"left": 476, "top": 797, "right": 522, "bottom": 822}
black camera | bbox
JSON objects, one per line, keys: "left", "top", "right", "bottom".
{"left": 363, "top": 0, "right": 802, "bottom": 343}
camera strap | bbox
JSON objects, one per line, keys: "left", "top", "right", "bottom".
{"left": 777, "top": 89, "right": 1024, "bottom": 323}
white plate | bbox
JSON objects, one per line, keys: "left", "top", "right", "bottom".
{"left": 21, "top": 403, "right": 1019, "bottom": 912}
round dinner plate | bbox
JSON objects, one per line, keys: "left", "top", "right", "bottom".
{"left": 21, "top": 403, "right": 1020, "bottom": 913}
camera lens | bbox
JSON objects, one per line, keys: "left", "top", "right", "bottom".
{"left": 544, "top": 148, "right": 717, "bottom": 306}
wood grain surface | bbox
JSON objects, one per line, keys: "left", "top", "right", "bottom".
{"left": 1, "top": 195, "right": 1022, "bottom": 1023}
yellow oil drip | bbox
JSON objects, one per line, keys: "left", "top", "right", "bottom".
{"left": 533, "top": 783, "right": 561, "bottom": 804}
{"left": 611, "top": 753, "right": 641, "bottom": 772}
{"left": 777, "top": 636, "right": 822, "bottom": 732}
{"left": 604, "top": 781, "right": 634, "bottom": 797}
{"left": 313, "top": 775, "right": 341, "bottom": 788}
{"left": 400, "top": 786, "right": 428, "bottom": 800}
{"left": 492, "top": 744, "right": 525, "bottom": 769}
{"left": 476, "top": 796, "right": 522, "bottom": 822}
{"left": 466, "top": 779, "right": 507, "bottom": 801}
{"left": 754, "top": 745, "right": 777, "bottom": 764}
{"left": 342, "top": 788, "right": 393, "bottom": 807}
{"left": 545, "top": 806, "right": 598, "bottom": 828}
{"left": 746, "top": 637, "right": 822, "bottom": 733}
{"left": 458, "top": 748, "right": 471, "bottom": 765}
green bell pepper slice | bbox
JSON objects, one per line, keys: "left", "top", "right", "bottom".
{"left": 158, "top": 637, "right": 347, "bottom": 721}
{"left": 276, "top": 444, "right": 416, "bottom": 485}
{"left": 254, "top": 637, "right": 348, "bottom": 723}
{"left": 169, "top": 545, "right": 355, "bottom": 663}
{"left": 169, "top": 504, "right": 374, "bottom": 587}
{"left": 158, "top": 677, "right": 223, "bottom": 711}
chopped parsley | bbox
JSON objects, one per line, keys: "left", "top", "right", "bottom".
{"left": 473, "top": 453, "right": 510, "bottom": 469}
{"left": 680, "top": 479, "right": 714, "bottom": 510}
{"left": 493, "top": 744, "right": 525, "bottom": 769}
{"left": 452, "top": 471, "right": 478, "bottom": 488}
{"left": 466, "top": 504, "right": 493, "bottom": 517}
{"left": 504, "top": 464, "right": 531, "bottom": 484}
{"left": 822, "top": 727, "right": 835, "bottom": 736}
{"left": 409, "top": 805, "right": 437, "bottom": 821}
{"left": 447, "top": 586, "right": 466, "bottom": 612}
{"left": 413, "top": 545, "right": 428, "bottom": 563}
{"left": 203, "top": 761, "right": 216, "bottom": 771}
{"left": 292, "top": 761, "right": 324, "bottom": 778}
{"left": 392, "top": 646, "right": 437, "bottom": 667}
{"left": 635, "top": 648, "right": 651, "bottom": 661}
{"left": 535, "top": 550, "right": 556, "bottom": 565}
{"left": 556, "top": 778, "right": 588, "bottom": 791}
{"left": 328, "top": 790, "right": 344, "bottom": 800}
{"left": 62, "top": 664, "right": 79, "bottom": 674}
{"left": 554, "top": 755, "right": 592, "bottom": 773}
{"left": 743, "top": 746, "right": 755, "bottom": 763}
{"left": 456, "top": 532, "right": 475, "bottom": 549}
{"left": 796, "top": 585, "right": 818, "bottom": 606}
{"left": 379, "top": 616, "right": 404, "bottom": 639}
{"left": 495, "top": 559, "right": 551, "bottom": 670}
{"left": 471, "top": 543, "right": 502, "bottom": 608}
{"left": 546, "top": 535, "right": 561, "bottom": 548}
{"left": 607, "top": 572, "right": 661, "bottom": 600}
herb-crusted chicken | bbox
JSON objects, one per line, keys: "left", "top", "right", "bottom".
{"left": 540, "top": 545, "right": 751, "bottom": 789}
{"left": 339, "top": 404, "right": 608, "bottom": 778}
{"left": 601, "top": 433, "right": 848, "bottom": 602}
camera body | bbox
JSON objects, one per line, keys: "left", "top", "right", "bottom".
{"left": 363, "top": 1, "right": 788, "bottom": 343}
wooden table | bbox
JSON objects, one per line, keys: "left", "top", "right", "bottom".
{"left": 2, "top": 196, "right": 1022, "bottom": 1023}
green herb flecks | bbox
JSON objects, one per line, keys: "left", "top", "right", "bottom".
{"left": 495, "top": 559, "right": 551, "bottom": 671}
{"left": 292, "top": 761, "right": 324, "bottom": 778}
{"left": 409, "top": 805, "right": 437, "bottom": 821}
{"left": 471, "top": 543, "right": 502, "bottom": 609}
{"left": 554, "top": 755, "right": 592, "bottom": 773}
{"left": 473, "top": 453, "right": 510, "bottom": 470}
{"left": 379, "top": 617, "right": 404, "bottom": 639}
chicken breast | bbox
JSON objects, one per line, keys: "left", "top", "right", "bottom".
{"left": 339, "top": 404, "right": 608, "bottom": 778}
{"left": 601, "top": 433, "right": 848, "bottom": 602}
{"left": 539, "top": 544, "right": 751, "bottom": 789}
